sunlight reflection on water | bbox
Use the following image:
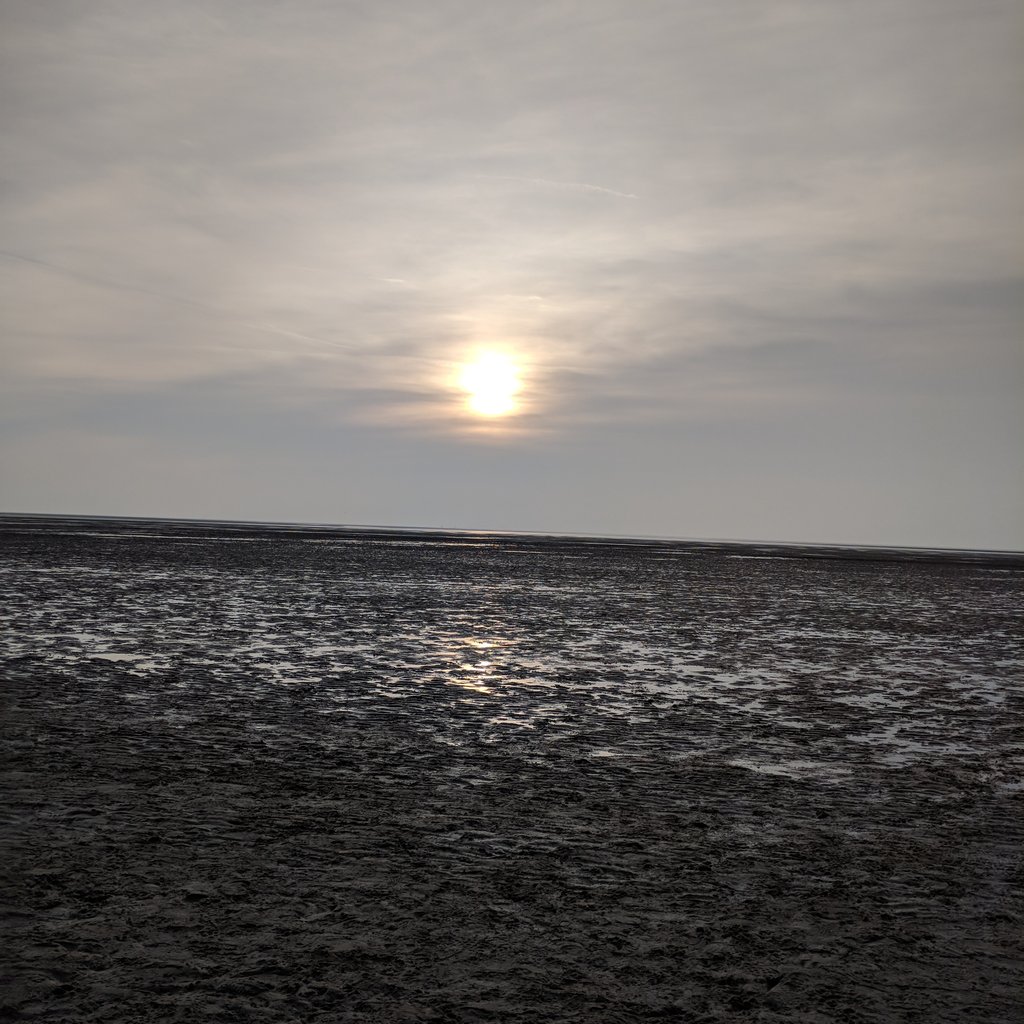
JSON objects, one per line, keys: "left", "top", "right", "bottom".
{"left": 2, "top": 529, "right": 1021, "bottom": 782}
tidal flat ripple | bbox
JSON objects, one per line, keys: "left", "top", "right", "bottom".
{"left": 2, "top": 516, "right": 1022, "bottom": 1023}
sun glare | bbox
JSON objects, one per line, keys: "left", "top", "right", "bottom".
{"left": 458, "top": 352, "right": 521, "bottom": 417}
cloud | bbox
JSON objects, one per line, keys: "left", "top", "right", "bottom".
{"left": 1, "top": 0, "right": 1020, "bottom": 542}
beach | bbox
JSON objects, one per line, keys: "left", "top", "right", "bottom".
{"left": 2, "top": 516, "right": 1022, "bottom": 1022}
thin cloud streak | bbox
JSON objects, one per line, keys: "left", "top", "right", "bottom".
{"left": 473, "top": 175, "right": 639, "bottom": 199}
{"left": 0, "top": 249, "right": 356, "bottom": 356}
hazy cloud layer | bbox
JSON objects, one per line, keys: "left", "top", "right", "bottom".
{"left": 2, "top": 0, "right": 1022, "bottom": 546}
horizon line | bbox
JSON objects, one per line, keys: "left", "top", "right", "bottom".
{"left": 2, "top": 509, "right": 1022, "bottom": 558}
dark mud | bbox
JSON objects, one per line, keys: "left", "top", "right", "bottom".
{"left": 2, "top": 516, "right": 1023, "bottom": 1022}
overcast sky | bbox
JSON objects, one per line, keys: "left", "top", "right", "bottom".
{"left": 2, "top": 0, "right": 1021, "bottom": 548}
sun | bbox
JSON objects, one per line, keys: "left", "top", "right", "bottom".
{"left": 458, "top": 352, "right": 521, "bottom": 417}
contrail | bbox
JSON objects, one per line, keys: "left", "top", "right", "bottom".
{"left": 0, "top": 249, "right": 353, "bottom": 352}
{"left": 473, "top": 175, "right": 638, "bottom": 200}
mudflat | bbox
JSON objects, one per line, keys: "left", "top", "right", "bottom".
{"left": 2, "top": 516, "right": 1022, "bottom": 1022}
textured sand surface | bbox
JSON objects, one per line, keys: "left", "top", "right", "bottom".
{"left": 2, "top": 518, "right": 1022, "bottom": 1022}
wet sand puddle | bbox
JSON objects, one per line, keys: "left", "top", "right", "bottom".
{"left": 1, "top": 518, "right": 1022, "bottom": 1023}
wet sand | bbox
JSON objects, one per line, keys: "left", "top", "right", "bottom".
{"left": 2, "top": 516, "right": 1023, "bottom": 1022}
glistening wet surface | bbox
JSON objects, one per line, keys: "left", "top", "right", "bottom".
{"left": 2, "top": 516, "right": 1022, "bottom": 1022}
